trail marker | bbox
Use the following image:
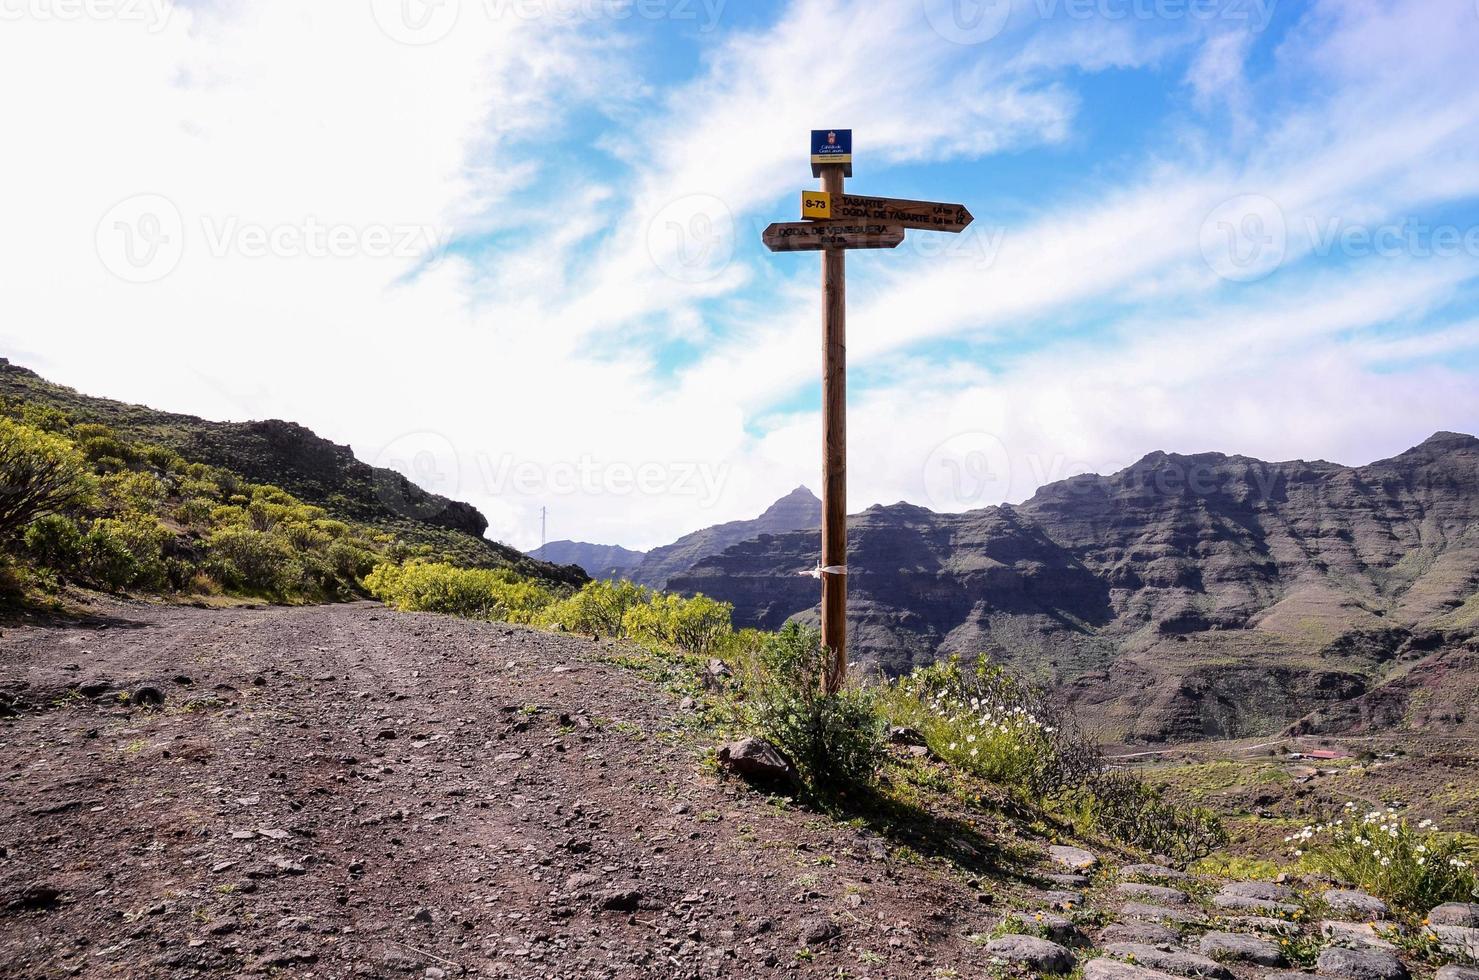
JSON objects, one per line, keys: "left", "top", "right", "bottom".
{"left": 762, "top": 221, "right": 905, "bottom": 252}
{"left": 764, "top": 131, "right": 973, "bottom": 695}
{"left": 800, "top": 192, "right": 974, "bottom": 233}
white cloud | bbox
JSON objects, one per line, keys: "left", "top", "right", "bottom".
{"left": 1, "top": 0, "right": 1476, "bottom": 557}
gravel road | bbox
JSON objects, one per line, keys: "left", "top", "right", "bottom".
{"left": 0, "top": 601, "right": 997, "bottom": 979}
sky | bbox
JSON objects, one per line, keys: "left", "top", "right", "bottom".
{"left": 2, "top": 0, "right": 1479, "bottom": 552}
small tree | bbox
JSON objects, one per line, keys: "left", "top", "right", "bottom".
{"left": 0, "top": 419, "right": 91, "bottom": 542}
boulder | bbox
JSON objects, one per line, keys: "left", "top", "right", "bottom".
{"left": 1430, "top": 924, "right": 1479, "bottom": 959}
{"left": 1316, "top": 947, "right": 1409, "bottom": 980}
{"left": 1049, "top": 845, "right": 1099, "bottom": 870}
{"left": 597, "top": 886, "right": 643, "bottom": 912}
{"left": 1043, "top": 890, "right": 1085, "bottom": 911}
{"left": 1103, "top": 943, "right": 1232, "bottom": 979}
{"left": 1429, "top": 903, "right": 1479, "bottom": 927}
{"left": 1227, "top": 915, "right": 1300, "bottom": 936}
{"left": 985, "top": 935, "right": 1075, "bottom": 973}
{"left": 1100, "top": 922, "right": 1179, "bottom": 946}
{"left": 1324, "top": 889, "right": 1389, "bottom": 920}
{"left": 1197, "top": 931, "right": 1283, "bottom": 967}
{"left": 716, "top": 738, "right": 795, "bottom": 783}
{"left": 1022, "top": 911, "right": 1087, "bottom": 947}
{"left": 1119, "top": 864, "right": 1189, "bottom": 882}
{"left": 1115, "top": 882, "right": 1190, "bottom": 905}
{"left": 1219, "top": 881, "right": 1295, "bottom": 902}
{"left": 797, "top": 915, "right": 841, "bottom": 947}
{"left": 1120, "top": 902, "right": 1207, "bottom": 926}
{"left": 1435, "top": 967, "right": 1479, "bottom": 980}
{"left": 1210, "top": 892, "right": 1299, "bottom": 915}
{"left": 1321, "top": 920, "right": 1396, "bottom": 950}
{"left": 1084, "top": 958, "right": 1184, "bottom": 980}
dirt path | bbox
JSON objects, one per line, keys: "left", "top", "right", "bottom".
{"left": 0, "top": 601, "right": 1003, "bottom": 979}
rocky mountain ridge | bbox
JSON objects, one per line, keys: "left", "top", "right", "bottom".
{"left": 530, "top": 540, "right": 647, "bottom": 580}
{"left": 0, "top": 358, "right": 584, "bottom": 586}
{"left": 628, "top": 485, "right": 821, "bottom": 589}
{"left": 669, "top": 433, "right": 1479, "bottom": 742}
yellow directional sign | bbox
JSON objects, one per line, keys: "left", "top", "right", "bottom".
{"left": 802, "top": 190, "right": 832, "bottom": 219}
{"left": 800, "top": 192, "right": 973, "bottom": 233}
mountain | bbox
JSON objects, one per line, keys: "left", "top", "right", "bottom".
{"left": 629, "top": 486, "right": 821, "bottom": 589}
{"left": 530, "top": 540, "right": 647, "bottom": 580}
{"left": 669, "top": 434, "right": 1479, "bottom": 742}
{"left": 0, "top": 358, "right": 585, "bottom": 588}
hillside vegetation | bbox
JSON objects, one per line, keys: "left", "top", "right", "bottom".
{"left": 0, "top": 364, "right": 582, "bottom": 606}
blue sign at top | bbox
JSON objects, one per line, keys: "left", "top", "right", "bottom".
{"left": 811, "top": 129, "right": 853, "bottom": 178}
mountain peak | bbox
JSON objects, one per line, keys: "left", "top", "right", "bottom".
{"left": 760, "top": 486, "right": 820, "bottom": 518}
{"left": 1417, "top": 431, "right": 1479, "bottom": 450}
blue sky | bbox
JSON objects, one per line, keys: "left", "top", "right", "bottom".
{"left": 3, "top": 0, "right": 1479, "bottom": 550}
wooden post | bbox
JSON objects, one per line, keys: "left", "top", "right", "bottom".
{"left": 820, "top": 163, "right": 847, "bottom": 695}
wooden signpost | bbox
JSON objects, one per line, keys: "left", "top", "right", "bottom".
{"left": 761, "top": 221, "right": 906, "bottom": 252}
{"left": 764, "top": 130, "right": 972, "bottom": 695}
{"left": 801, "top": 191, "right": 974, "bottom": 233}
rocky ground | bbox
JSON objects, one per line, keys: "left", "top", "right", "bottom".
{"left": 1, "top": 601, "right": 1476, "bottom": 979}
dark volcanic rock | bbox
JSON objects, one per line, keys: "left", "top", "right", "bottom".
{"left": 635, "top": 486, "right": 821, "bottom": 590}
{"left": 529, "top": 540, "right": 646, "bottom": 580}
{"left": 668, "top": 432, "right": 1479, "bottom": 740}
{"left": 716, "top": 738, "right": 796, "bottom": 784}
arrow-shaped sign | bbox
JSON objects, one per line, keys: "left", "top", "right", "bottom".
{"left": 802, "top": 191, "right": 973, "bottom": 233}
{"left": 762, "top": 221, "right": 906, "bottom": 253}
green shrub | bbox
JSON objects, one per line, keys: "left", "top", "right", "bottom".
{"left": 1294, "top": 807, "right": 1478, "bottom": 914}
{"left": 1071, "top": 771, "right": 1227, "bottom": 862}
{"left": 542, "top": 579, "right": 652, "bottom": 637}
{"left": 885, "top": 657, "right": 1099, "bottom": 800}
{"left": 206, "top": 525, "right": 292, "bottom": 592}
{"left": 623, "top": 592, "right": 733, "bottom": 656}
{"left": 748, "top": 623, "right": 886, "bottom": 796}
{"left": 363, "top": 561, "right": 553, "bottom": 623}
{"left": 24, "top": 514, "right": 84, "bottom": 572}
{"left": 884, "top": 655, "right": 1224, "bottom": 859}
{"left": 0, "top": 418, "right": 93, "bottom": 542}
